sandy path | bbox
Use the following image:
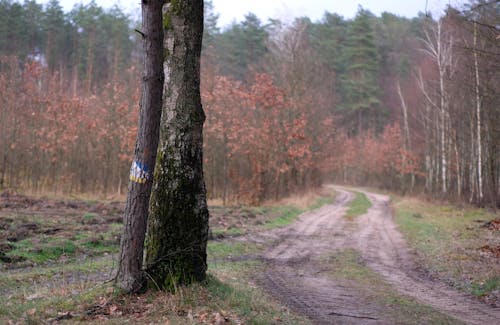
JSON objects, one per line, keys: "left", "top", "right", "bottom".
{"left": 256, "top": 186, "right": 500, "bottom": 324}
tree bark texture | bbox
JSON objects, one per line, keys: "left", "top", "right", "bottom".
{"left": 473, "top": 21, "right": 483, "bottom": 202}
{"left": 116, "top": 0, "right": 164, "bottom": 293}
{"left": 145, "top": 0, "right": 209, "bottom": 290}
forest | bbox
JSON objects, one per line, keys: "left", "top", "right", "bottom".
{"left": 0, "top": 0, "right": 498, "bottom": 206}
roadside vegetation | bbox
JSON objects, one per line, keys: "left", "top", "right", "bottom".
{"left": 0, "top": 189, "right": 334, "bottom": 324}
{"left": 208, "top": 188, "right": 336, "bottom": 237}
{"left": 345, "top": 191, "right": 371, "bottom": 219}
{"left": 392, "top": 197, "right": 499, "bottom": 306}
{"left": 321, "top": 249, "right": 461, "bottom": 324}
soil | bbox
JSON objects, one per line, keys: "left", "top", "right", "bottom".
{"left": 0, "top": 191, "right": 124, "bottom": 265}
{"left": 252, "top": 187, "right": 500, "bottom": 325}
{"left": 2, "top": 189, "right": 499, "bottom": 324}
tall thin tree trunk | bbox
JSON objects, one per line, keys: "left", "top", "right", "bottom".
{"left": 454, "top": 133, "right": 461, "bottom": 198}
{"left": 72, "top": 29, "right": 79, "bottom": 97}
{"left": 86, "top": 29, "right": 95, "bottom": 94}
{"left": 396, "top": 80, "right": 414, "bottom": 192}
{"left": 422, "top": 22, "right": 453, "bottom": 195}
{"left": 222, "top": 134, "right": 228, "bottom": 205}
{"left": 473, "top": 21, "right": 483, "bottom": 202}
{"left": 116, "top": 0, "right": 164, "bottom": 293}
{"left": 470, "top": 116, "right": 477, "bottom": 202}
{"left": 145, "top": 0, "right": 209, "bottom": 290}
{"left": 439, "top": 73, "right": 447, "bottom": 194}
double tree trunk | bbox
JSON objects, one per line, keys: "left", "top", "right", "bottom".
{"left": 145, "top": 0, "right": 209, "bottom": 290}
{"left": 116, "top": 0, "right": 164, "bottom": 293}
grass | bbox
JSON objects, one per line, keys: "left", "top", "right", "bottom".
{"left": 0, "top": 255, "right": 115, "bottom": 324}
{"left": 263, "top": 190, "right": 336, "bottom": 229}
{"left": 8, "top": 238, "right": 77, "bottom": 264}
{"left": 2, "top": 219, "right": 121, "bottom": 266}
{"left": 207, "top": 241, "right": 261, "bottom": 260}
{"left": 208, "top": 188, "right": 336, "bottom": 237}
{"left": 0, "top": 211, "right": 306, "bottom": 322}
{"left": 308, "top": 195, "right": 334, "bottom": 210}
{"left": 345, "top": 191, "right": 371, "bottom": 219}
{"left": 0, "top": 254, "right": 307, "bottom": 324}
{"left": 393, "top": 197, "right": 499, "bottom": 300}
{"left": 323, "top": 249, "right": 462, "bottom": 324}
{"left": 206, "top": 262, "right": 309, "bottom": 325}
{"left": 472, "top": 277, "right": 500, "bottom": 297}
{"left": 0, "top": 188, "right": 332, "bottom": 324}
{"left": 211, "top": 227, "right": 245, "bottom": 237}
{"left": 82, "top": 212, "right": 99, "bottom": 222}
{"left": 264, "top": 205, "right": 304, "bottom": 228}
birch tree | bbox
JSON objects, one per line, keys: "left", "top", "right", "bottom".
{"left": 420, "top": 20, "right": 455, "bottom": 194}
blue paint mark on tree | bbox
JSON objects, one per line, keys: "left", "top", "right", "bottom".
{"left": 130, "top": 160, "right": 149, "bottom": 184}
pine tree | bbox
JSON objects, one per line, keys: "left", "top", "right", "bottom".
{"left": 216, "top": 13, "right": 268, "bottom": 80}
{"left": 340, "top": 7, "right": 381, "bottom": 134}
{"left": 203, "top": 0, "right": 219, "bottom": 49}
{"left": 116, "top": 0, "right": 164, "bottom": 293}
{"left": 309, "top": 12, "right": 347, "bottom": 73}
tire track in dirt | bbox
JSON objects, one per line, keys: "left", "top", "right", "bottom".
{"left": 354, "top": 189, "right": 500, "bottom": 325}
{"left": 256, "top": 186, "right": 500, "bottom": 325}
{"left": 258, "top": 189, "right": 389, "bottom": 324}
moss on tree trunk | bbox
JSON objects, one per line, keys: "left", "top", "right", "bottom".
{"left": 145, "top": 0, "right": 209, "bottom": 290}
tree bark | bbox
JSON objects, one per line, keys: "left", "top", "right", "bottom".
{"left": 116, "top": 0, "right": 164, "bottom": 293}
{"left": 145, "top": 0, "right": 209, "bottom": 290}
{"left": 421, "top": 22, "right": 454, "bottom": 195}
{"left": 473, "top": 21, "right": 483, "bottom": 202}
{"left": 396, "top": 80, "right": 414, "bottom": 192}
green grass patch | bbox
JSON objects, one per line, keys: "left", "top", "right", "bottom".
{"left": 323, "top": 249, "right": 461, "bottom": 324}
{"left": 1, "top": 258, "right": 307, "bottom": 324}
{"left": 308, "top": 195, "right": 333, "bottom": 210}
{"left": 345, "top": 191, "right": 371, "bottom": 219}
{"left": 83, "top": 239, "right": 118, "bottom": 254}
{"left": 211, "top": 227, "right": 245, "bottom": 237}
{"left": 393, "top": 197, "right": 499, "bottom": 299}
{"left": 472, "top": 277, "right": 500, "bottom": 297}
{"left": 251, "top": 206, "right": 269, "bottom": 215}
{"left": 263, "top": 191, "right": 336, "bottom": 229}
{"left": 264, "top": 205, "right": 304, "bottom": 228}
{"left": 382, "top": 295, "right": 462, "bottom": 325}
{"left": 8, "top": 238, "right": 77, "bottom": 264}
{"left": 0, "top": 258, "right": 113, "bottom": 323}
{"left": 82, "top": 212, "right": 99, "bottom": 222}
{"left": 326, "top": 249, "right": 383, "bottom": 285}
{"left": 205, "top": 273, "right": 308, "bottom": 325}
{"left": 207, "top": 241, "right": 260, "bottom": 260}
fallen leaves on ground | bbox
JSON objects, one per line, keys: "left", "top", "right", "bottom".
{"left": 478, "top": 245, "right": 500, "bottom": 258}
{"left": 482, "top": 218, "right": 500, "bottom": 231}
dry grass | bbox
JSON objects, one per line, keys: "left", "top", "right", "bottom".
{"left": 271, "top": 187, "right": 335, "bottom": 210}
{"left": 14, "top": 188, "right": 127, "bottom": 203}
{"left": 393, "top": 196, "right": 500, "bottom": 306}
{"left": 0, "top": 190, "right": 315, "bottom": 324}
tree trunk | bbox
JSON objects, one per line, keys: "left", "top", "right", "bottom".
{"left": 222, "top": 134, "right": 228, "bottom": 205}
{"left": 116, "top": 0, "right": 164, "bottom": 293}
{"left": 396, "top": 80, "right": 414, "bottom": 192}
{"left": 145, "top": 0, "right": 209, "bottom": 290}
{"left": 473, "top": 21, "right": 483, "bottom": 202}
{"left": 85, "top": 29, "right": 95, "bottom": 94}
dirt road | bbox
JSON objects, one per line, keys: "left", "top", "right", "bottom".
{"left": 256, "top": 187, "right": 500, "bottom": 324}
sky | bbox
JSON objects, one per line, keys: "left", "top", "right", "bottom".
{"left": 39, "top": 0, "right": 465, "bottom": 26}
